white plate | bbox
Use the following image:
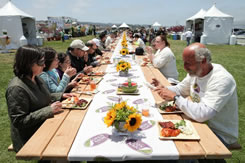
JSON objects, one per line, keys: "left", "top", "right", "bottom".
{"left": 158, "top": 120, "right": 200, "bottom": 140}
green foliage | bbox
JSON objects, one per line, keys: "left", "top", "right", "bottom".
{"left": 0, "top": 38, "right": 244, "bottom": 162}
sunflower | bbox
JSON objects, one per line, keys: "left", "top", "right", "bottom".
{"left": 121, "top": 49, "right": 126, "bottom": 55}
{"left": 120, "top": 63, "right": 127, "bottom": 71}
{"left": 126, "top": 62, "right": 131, "bottom": 69}
{"left": 116, "top": 65, "right": 120, "bottom": 72}
{"left": 104, "top": 109, "right": 116, "bottom": 127}
{"left": 124, "top": 113, "right": 142, "bottom": 132}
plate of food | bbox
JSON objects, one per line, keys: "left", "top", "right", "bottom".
{"left": 158, "top": 120, "right": 200, "bottom": 140}
{"left": 158, "top": 101, "right": 183, "bottom": 114}
{"left": 101, "top": 60, "right": 111, "bottom": 65}
{"left": 88, "top": 71, "right": 105, "bottom": 76}
{"left": 79, "top": 76, "right": 103, "bottom": 84}
{"left": 62, "top": 96, "right": 92, "bottom": 110}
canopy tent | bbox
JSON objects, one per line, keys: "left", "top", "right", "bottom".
{"left": 152, "top": 22, "right": 161, "bottom": 30}
{"left": 111, "top": 24, "right": 117, "bottom": 28}
{"left": 185, "top": 5, "right": 233, "bottom": 44}
{"left": 0, "top": 1, "right": 37, "bottom": 49}
{"left": 185, "top": 9, "right": 206, "bottom": 42}
{"left": 119, "top": 22, "right": 130, "bottom": 29}
{"left": 203, "top": 5, "right": 233, "bottom": 44}
{"left": 186, "top": 9, "right": 206, "bottom": 29}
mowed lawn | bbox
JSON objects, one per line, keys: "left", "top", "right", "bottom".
{"left": 0, "top": 36, "right": 244, "bottom": 163}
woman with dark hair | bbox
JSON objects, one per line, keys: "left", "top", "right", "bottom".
{"left": 146, "top": 35, "right": 179, "bottom": 81}
{"left": 5, "top": 46, "right": 64, "bottom": 152}
{"left": 40, "top": 47, "right": 76, "bottom": 93}
{"left": 56, "top": 52, "right": 84, "bottom": 91}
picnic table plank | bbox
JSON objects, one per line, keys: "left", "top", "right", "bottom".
{"left": 16, "top": 109, "right": 70, "bottom": 160}
{"left": 150, "top": 67, "right": 171, "bottom": 86}
{"left": 181, "top": 114, "right": 232, "bottom": 159}
{"left": 42, "top": 109, "right": 87, "bottom": 160}
{"left": 141, "top": 66, "right": 164, "bottom": 104}
{"left": 162, "top": 113, "right": 206, "bottom": 159}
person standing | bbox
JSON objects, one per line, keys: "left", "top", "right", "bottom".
{"left": 184, "top": 28, "right": 193, "bottom": 46}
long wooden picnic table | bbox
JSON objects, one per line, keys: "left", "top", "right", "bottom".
{"left": 16, "top": 51, "right": 231, "bottom": 162}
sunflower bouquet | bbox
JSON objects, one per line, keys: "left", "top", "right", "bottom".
{"left": 116, "top": 60, "right": 131, "bottom": 72}
{"left": 104, "top": 101, "right": 142, "bottom": 132}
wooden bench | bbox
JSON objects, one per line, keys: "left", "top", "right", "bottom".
{"left": 8, "top": 144, "right": 14, "bottom": 152}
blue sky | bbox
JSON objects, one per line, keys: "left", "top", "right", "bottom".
{"left": 1, "top": 0, "right": 245, "bottom": 26}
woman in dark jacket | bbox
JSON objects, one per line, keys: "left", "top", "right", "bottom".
{"left": 5, "top": 46, "right": 65, "bottom": 152}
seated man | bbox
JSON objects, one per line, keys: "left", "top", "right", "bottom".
{"left": 153, "top": 43, "right": 239, "bottom": 150}
{"left": 133, "top": 33, "right": 145, "bottom": 49}
{"left": 66, "top": 39, "right": 92, "bottom": 75}
{"left": 105, "top": 32, "right": 115, "bottom": 49}
{"left": 85, "top": 40, "right": 101, "bottom": 67}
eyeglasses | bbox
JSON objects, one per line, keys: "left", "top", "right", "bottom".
{"left": 54, "top": 57, "right": 59, "bottom": 61}
{"left": 36, "top": 59, "right": 45, "bottom": 66}
{"left": 64, "top": 60, "right": 71, "bottom": 64}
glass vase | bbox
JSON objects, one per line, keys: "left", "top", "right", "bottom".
{"left": 119, "top": 70, "right": 128, "bottom": 77}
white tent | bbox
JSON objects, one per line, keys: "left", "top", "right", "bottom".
{"left": 111, "top": 24, "right": 117, "bottom": 28}
{"left": 185, "top": 5, "right": 233, "bottom": 44}
{"left": 203, "top": 5, "right": 233, "bottom": 44}
{"left": 185, "top": 9, "right": 206, "bottom": 42}
{"left": 0, "top": 1, "right": 37, "bottom": 49}
{"left": 186, "top": 9, "right": 206, "bottom": 29}
{"left": 152, "top": 22, "right": 161, "bottom": 30}
{"left": 119, "top": 22, "right": 130, "bottom": 28}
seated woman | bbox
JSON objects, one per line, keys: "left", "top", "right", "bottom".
{"left": 56, "top": 52, "right": 84, "bottom": 91}
{"left": 40, "top": 47, "right": 76, "bottom": 93}
{"left": 146, "top": 35, "right": 179, "bottom": 81}
{"left": 5, "top": 46, "right": 64, "bottom": 152}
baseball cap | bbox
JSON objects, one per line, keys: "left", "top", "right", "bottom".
{"left": 70, "top": 39, "right": 89, "bottom": 51}
{"left": 92, "top": 38, "right": 101, "bottom": 47}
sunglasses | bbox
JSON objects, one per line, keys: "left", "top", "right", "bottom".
{"left": 36, "top": 59, "right": 45, "bottom": 66}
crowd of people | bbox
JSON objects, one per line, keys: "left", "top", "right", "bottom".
{"left": 5, "top": 30, "right": 239, "bottom": 163}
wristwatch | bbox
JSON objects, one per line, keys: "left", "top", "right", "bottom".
{"left": 173, "top": 95, "right": 180, "bottom": 103}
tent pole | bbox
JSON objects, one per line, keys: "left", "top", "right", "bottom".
{"left": 193, "top": 19, "right": 195, "bottom": 42}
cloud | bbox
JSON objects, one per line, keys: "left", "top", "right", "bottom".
{"left": 69, "top": 0, "right": 92, "bottom": 15}
{"left": 33, "top": 0, "right": 60, "bottom": 9}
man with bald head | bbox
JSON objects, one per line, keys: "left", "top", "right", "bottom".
{"left": 153, "top": 43, "right": 239, "bottom": 151}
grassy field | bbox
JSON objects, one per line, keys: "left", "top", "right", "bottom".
{"left": 0, "top": 36, "right": 244, "bottom": 163}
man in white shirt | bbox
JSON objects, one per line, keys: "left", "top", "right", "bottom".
{"left": 153, "top": 43, "right": 239, "bottom": 151}
{"left": 105, "top": 32, "right": 115, "bottom": 49}
{"left": 133, "top": 33, "right": 145, "bottom": 49}
{"left": 184, "top": 28, "right": 192, "bottom": 46}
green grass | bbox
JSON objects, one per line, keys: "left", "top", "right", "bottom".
{"left": 0, "top": 37, "right": 244, "bottom": 162}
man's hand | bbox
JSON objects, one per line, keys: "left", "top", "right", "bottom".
{"left": 84, "top": 66, "right": 93, "bottom": 74}
{"left": 155, "top": 87, "right": 176, "bottom": 101}
{"left": 151, "top": 78, "right": 163, "bottom": 87}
